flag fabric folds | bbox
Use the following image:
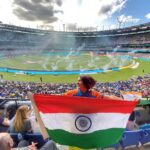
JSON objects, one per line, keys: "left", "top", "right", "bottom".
{"left": 33, "top": 94, "right": 138, "bottom": 149}
{"left": 121, "top": 91, "right": 142, "bottom": 100}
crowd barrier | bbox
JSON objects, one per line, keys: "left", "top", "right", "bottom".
{"left": 0, "top": 65, "right": 132, "bottom": 75}
{"left": 139, "top": 58, "right": 150, "bottom": 62}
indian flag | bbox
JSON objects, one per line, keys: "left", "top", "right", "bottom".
{"left": 33, "top": 94, "right": 138, "bottom": 149}
{"left": 121, "top": 91, "right": 142, "bottom": 100}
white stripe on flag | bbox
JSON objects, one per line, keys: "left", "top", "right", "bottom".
{"left": 40, "top": 112, "right": 130, "bottom": 134}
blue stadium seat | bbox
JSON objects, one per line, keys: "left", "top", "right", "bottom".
{"left": 140, "top": 129, "right": 150, "bottom": 145}
{"left": 120, "top": 130, "right": 142, "bottom": 149}
{"left": 101, "top": 143, "right": 120, "bottom": 150}
{"left": 25, "top": 133, "right": 46, "bottom": 148}
{"left": 10, "top": 133, "right": 47, "bottom": 148}
{"left": 140, "top": 124, "right": 150, "bottom": 130}
{"left": 10, "top": 133, "right": 20, "bottom": 147}
{"left": 135, "top": 111, "right": 141, "bottom": 117}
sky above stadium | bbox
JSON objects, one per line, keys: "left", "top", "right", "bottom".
{"left": 0, "top": 0, "right": 150, "bottom": 31}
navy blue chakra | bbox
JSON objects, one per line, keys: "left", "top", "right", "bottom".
{"left": 75, "top": 115, "right": 92, "bottom": 132}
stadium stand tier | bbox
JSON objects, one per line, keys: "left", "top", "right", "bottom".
{"left": 0, "top": 22, "right": 150, "bottom": 149}
{"left": 0, "top": 22, "right": 150, "bottom": 51}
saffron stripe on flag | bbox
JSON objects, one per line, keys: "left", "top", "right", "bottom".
{"left": 34, "top": 94, "right": 138, "bottom": 114}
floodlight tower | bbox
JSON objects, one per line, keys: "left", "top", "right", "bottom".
{"left": 117, "top": 16, "right": 124, "bottom": 29}
{"left": 63, "top": 24, "right": 65, "bottom": 32}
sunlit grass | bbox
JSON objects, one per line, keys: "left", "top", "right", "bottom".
{"left": 0, "top": 59, "right": 149, "bottom": 83}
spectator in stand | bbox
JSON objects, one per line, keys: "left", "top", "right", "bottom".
{"left": 0, "top": 132, "right": 59, "bottom": 150}
{"left": 0, "top": 132, "right": 14, "bottom": 150}
{"left": 8, "top": 105, "right": 32, "bottom": 135}
{"left": 126, "top": 111, "right": 138, "bottom": 130}
{"left": 64, "top": 75, "right": 101, "bottom": 98}
{"left": 0, "top": 115, "right": 10, "bottom": 132}
{"left": 64, "top": 75, "right": 122, "bottom": 100}
{"left": 0, "top": 75, "right": 149, "bottom": 99}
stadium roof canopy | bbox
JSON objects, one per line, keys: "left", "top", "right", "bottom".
{"left": 0, "top": 21, "right": 150, "bottom": 37}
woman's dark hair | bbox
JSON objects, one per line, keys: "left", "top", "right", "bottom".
{"left": 80, "top": 75, "right": 96, "bottom": 90}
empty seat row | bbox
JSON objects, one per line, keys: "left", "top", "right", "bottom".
{"left": 102, "top": 128, "right": 150, "bottom": 150}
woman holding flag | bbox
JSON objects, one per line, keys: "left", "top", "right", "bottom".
{"left": 64, "top": 75, "right": 123, "bottom": 150}
{"left": 64, "top": 75, "right": 101, "bottom": 98}
{"left": 28, "top": 74, "right": 138, "bottom": 150}
{"left": 64, "top": 75, "right": 122, "bottom": 100}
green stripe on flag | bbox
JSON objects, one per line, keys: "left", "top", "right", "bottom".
{"left": 46, "top": 128, "right": 124, "bottom": 149}
{"left": 139, "top": 100, "right": 150, "bottom": 106}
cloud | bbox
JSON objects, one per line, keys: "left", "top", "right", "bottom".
{"left": 98, "top": 0, "right": 127, "bottom": 16}
{"left": 117, "top": 15, "right": 140, "bottom": 23}
{"left": 12, "top": 0, "right": 63, "bottom": 24}
{"left": 57, "top": 0, "right": 127, "bottom": 27}
{"left": 12, "top": 0, "right": 127, "bottom": 28}
{"left": 145, "top": 13, "right": 150, "bottom": 19}
{"left": 77, "top": 0, "right": 83, "bottom": 6}
{"left": 56, "top": 0, "right": 63, "bottom": 6}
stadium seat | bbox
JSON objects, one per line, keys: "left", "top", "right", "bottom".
{"left": 0, "top": 100, "right": 7, "bottom": 109}
{"left": 120, "top": 130, "right": 142, "bottom": 149}
{"left": 10, "top": 133, "right": 18, "bottom": 141}
{"left": 10, "top": 133, "right": 20, "bottom": 147}
{"left": 101, "top": 143, "right": 120, "bottom": 150}
{"left": 140, "top": 129, "right": 150, "bottom": 145}
{"left": 140, "top": 124, "right": 150, "bottom": 130}
{"left": 25, "top": 133, "right": 46, "bottom": 148}
{"left": 10, "top": 133, "right": 47, "bottom": 148}
{"left": 135, "top": 111, "right": 141, "bottom": 117}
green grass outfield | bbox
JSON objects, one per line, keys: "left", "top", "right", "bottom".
{"left": 0, "top": 59, "right": 149, "bottom": 83}
{"left": 0, "top": 54, "right": 132, "bottom": 70}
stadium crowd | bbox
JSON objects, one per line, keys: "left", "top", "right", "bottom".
{"left": 0, "top": 75, "right": 149, "bottom": 100}
{"left": 0, "top": 74, "right": 149, "bottom": 149}
{"left": 0, "top": 21, "right": 150, "bottom": 149}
